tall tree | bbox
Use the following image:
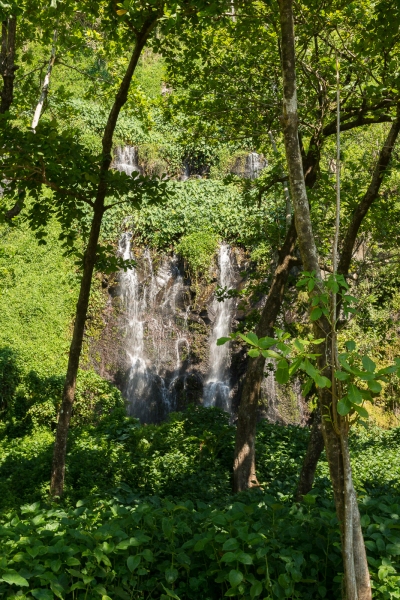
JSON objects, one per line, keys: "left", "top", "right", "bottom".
{"left": 278, "top": 0, "right": 371, "bottom": 596}
{"left": 1, "top": 0, "right": 232, "bottom": 498}
{"left": 160, "top": 0, "right": 400, "bottom": 492}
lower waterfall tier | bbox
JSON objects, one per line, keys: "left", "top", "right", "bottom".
{"left": 86, "top": 238, "right": 308, "bottom": 426}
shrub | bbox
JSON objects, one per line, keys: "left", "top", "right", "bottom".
{"left": 176, "top": 231, "right": 219, "bottom": 283}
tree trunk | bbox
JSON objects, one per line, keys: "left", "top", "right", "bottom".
{"left": 0, "top": 15, "right": 17, "bottom": 114}
{"left": 50, "top": 20, "right": 156, "bottom": 497}
{"left": 232, "top": 115, "right": 325, "bottom": 493}
{"left": 295, "top": 407, "right": 324, "bottom": 501}
{"left": 31, "top": 29, "right": 58, "bottom": 131}
{"left": 278, "top": 1, "right": 371, "bottom": 597}
{"left": 233, "top": 218, "right": 297, "bottom": 492}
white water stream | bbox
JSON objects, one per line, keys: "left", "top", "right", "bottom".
{"left": 203, "top": 244, "right": 235, "bottom": 411}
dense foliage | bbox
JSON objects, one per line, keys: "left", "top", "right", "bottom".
{"left": 0, "top": 408, "right": 399, "bottom": 598}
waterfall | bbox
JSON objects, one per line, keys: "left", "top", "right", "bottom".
{"left": 119, "top": 233, "right": 150, "bottom": 419}
{"left": 113, "top": 146, "right": 140, "bottom": 176}
{"left": 203, "top": 244, "right": 235, "bottom": 412}
{"left": 119, "top": 234, "right": 192, "bottom": 421}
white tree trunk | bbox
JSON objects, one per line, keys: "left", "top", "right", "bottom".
{"left": 32, "top": 30, "right": 57, "bottom": 131}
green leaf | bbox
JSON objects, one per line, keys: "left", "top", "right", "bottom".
{"left": 362, "top": 356, "right": 376, "bottom": 373}
{"left": 386, "top": 543, "right": 400, "bottom": 556}
{"left": 304, "top": 359, "right": 318, "bottom": 379}
{"left": 368, "top": 380, "right": 382, "bottom": 394}
{"left": 310, "top": 307, "right": 322, "bottom": 321}
{"left": 165, "top": 567, "right": 178, "bottom": 584}
{"left": 217, "top": 337, "right": 231, "bottom": 346}
{"left": 258, "top": 337, "right": 276, "bottom": 349}
{"left": 161, "top": 585, "right": 181, "bottom": 600}
{"left": 228, "top": 569, "right": 243, "bottom": 587}
{"left": 302, "top": 378, "right": 313, "bottom": 395}
{"left": 289, "top": 357, "right": 302, "bottom": 376}
{"left": 248, "top": 349, "right": 260, "bottom": 358}
{"left": 237, "top": 551, "right": 252, "bottom": 565}
{"left": 353, "top": 405, "right": 369, "bottom": 418}
{"left": 32, "top": 590, "right": 54, "bottom": 600}
{"left": 221, "top": 552, "right": 236, "bottom": 563}
{"left": 276, "top": 359, "right": 289, "bottom": 385}
{"left": 141, "top": 549, "right": 153, "bottom": 562}
{"left": 224, "top": 589, "right": 239, "bottom": 597}
{"left": 337, "top": 398, "right": 352, "bottom": 416}
{"left": 348, "top": 383, "right": 363, "bottom": 405}
{"left": 315, "top": 374, "right": 331, "bottom": 388}
{"left": 250, "top": 580, "right": 263, "bottom": 598}
{"left": 261, "top": 349, "right": 281, "bottom": 359}
{"left": 222, "top": 538, "right": 239, "bottom": 551}
{"left": 339, "top": 355, "right": 355, "bottom": 373}
{"left": 345, "top": 341, "right": 356, "bottom": 351}
{"left": 240, "top": 332, "right": 258, "bottom": 346}
{"left": 302, "top": 494, "right": 316, "bottom": 505}
{"left": 127, "top": 555, "right": 141, "bottom": 572}
{"left": 50, "top": 582, "right": 64, "bottom": 600}
{"left": 335, "top": 370, "right": 349, "bottom": 381}
{"left": 1, "top": 572, "right": 29, "bottom": 587}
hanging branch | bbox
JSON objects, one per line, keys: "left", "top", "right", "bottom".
{"left": 31, "top": 29, "right": 58, "bottom": 131}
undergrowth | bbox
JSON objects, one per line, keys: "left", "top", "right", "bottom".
{"left": 0, "top": 408, "right": 400, "bottom": 598}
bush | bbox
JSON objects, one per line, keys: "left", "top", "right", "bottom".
{"left": 176, "top": 230, "right": 219, "bottom": 282}
{"left": 0, "top": 491, "right": 399, "bottom": 599}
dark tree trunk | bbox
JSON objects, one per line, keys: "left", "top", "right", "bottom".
{"left": 50, "top": 20, "right": 156, "bottom": 497}
{"left": 295, "top": 407, "right": 324, "bottom": 501}
{"left": 0, "top": 16, "right": 17, "bottom": 114}
{"left": 233, "top": 218, "right": 297, "bottom": 492}
{"left": 278, "top": 1, "right": 371, "bottom": 596}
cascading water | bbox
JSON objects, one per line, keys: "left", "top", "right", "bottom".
{"left": 119, "top": 234, "right": 194, "bottom": 421}
{"left": 203, "top": 244, "right": 235, "bottom": 412}
{"left": 113, "top": 146, "right": 140, "bottom": 176}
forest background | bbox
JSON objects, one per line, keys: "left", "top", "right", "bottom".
{"left": 1, "top": 0, "right": 400, "bottom": 599}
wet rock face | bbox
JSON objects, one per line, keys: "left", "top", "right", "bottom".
{"left": 231, "top": 152, "right": 267, "bottom": 180}
{"left": 87, "top": 238, "right": 308, "bottom": 426}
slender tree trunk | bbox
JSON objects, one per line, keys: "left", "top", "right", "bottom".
{"left": 0, "top": 15, "right": 17, "bottom": 114}
{"left": 233, "top": 218, "right": 297, "bottom": 492}
{"left": 50, "top": 19, "right": 157, "bottom": 497}
{"left": 31, "top": 29, "right": 58, "bottom": 131}
{"left": 278, "top": 1, "right": 371, "bottom": 597}
{"left": 295, "top": 407, "right": 324, "bottom": 501}
{"left": 233, "top": 127, "right": 322, "bottom": 493}
{"left": 296, "top": 108, "right": 400, "bottom": 498}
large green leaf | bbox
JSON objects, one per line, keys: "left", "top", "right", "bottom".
{"left": 362, "top": 355, "right": 376, "bottom": 372}
{"left": 1, "top": 572, "right": 29, "bottom": 587}
{"left": 228, "top": 569, "right": 243, "bottom": 587}
{"left": 348, "top": 383, "right": 363, "bottom": 405}
{"left": 127, "top": 555, "right": 141, "bottom": 572}
{"left": 337, "top": 398, "right": 352, "bottom": 416}
{"left": 368, "top": 380, "right": 382, "bottom": 394}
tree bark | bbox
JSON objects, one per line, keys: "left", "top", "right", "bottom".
{"left": 233, "top": 218, "right": 297, "bottom": 492}
{"left": 295, "top": 407, "right": 324, "bottom": 501}
{"left": 0, "top": 15, "right": 17, "bottom": 114}
{"left": 31, "top": 29, "right": 58, "bottom": 131}
{"left": 50, "top": 19, "right": 157, "bottom": 497}
{"left": 232, "top": 110, "right": 323, "bottom": 494}
{"left": 278, "top": 1, "right": 371, "bottom": 597}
